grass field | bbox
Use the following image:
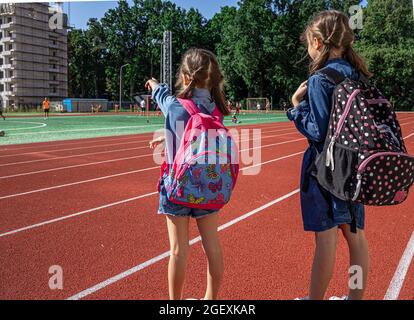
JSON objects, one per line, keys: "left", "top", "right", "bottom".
{"left": 0, "top": 112, "right": 289, "bottom": 145}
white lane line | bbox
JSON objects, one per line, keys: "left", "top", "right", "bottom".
{"left": 0, "top": 128, "right": 298, "bottom": 167}
{"left": 6, "top": 117, "right": 287, "bottom": 137}
{"left": 7, "top": 123, "right": 164, "bottom": 136}
{"left": 0, "top": 138, "right": 306, "bottom": 198}
{"left": 66, "top": 189, "right": 300, "bottom": 300}
{"left": 0, "top": 145, "right": 151, "bottom": 167}
{"left": 404, "top": 132, "right": 414, "bottom": 140}
{"left": 401, "top": 120, "right": 414, "bottom": 127}
{"left": 0, "top": 131, "right": 303, "bottom": 180}
{"left": 384, "top": 232, "right": 414, "bottom": 300}
{"left": 0, "top": 139, "right": 149, "bottom": 159}
{"left": 0, "top": 150, "right": 304, "bottom": 237}
{"left": 0, "top": 125, "right": 295, "bottom": 160}
{"left": 0, "top": 134, "right": 154, "bottom": 153}
{"left": 0, "top": 120, "right": 292, "bottom": 153}
{"left": 0, "top": 154, "right": 154, "bottom": 180}
{"left": 0, "top": 192, "right": 159, "bottom": 238}
{"left": 0, "top": 166, "right": 159, "bottom": 201}
{"left": 5, "top": 117, "right": 287, "bottom": 137}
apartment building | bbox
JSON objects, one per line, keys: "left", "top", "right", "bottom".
{"left": 0, "top": 2, "right": 67, "bottom": 109}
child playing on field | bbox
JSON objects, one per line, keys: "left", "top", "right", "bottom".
{"left": 145, "top": 48, "right": 230, "bottom": 300}
{"left": 288, "top": 10, "right": 371, "bottom": 300}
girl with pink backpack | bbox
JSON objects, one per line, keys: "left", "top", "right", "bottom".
{"left": 146, "top": 48, "right": 238, "bottom": 300}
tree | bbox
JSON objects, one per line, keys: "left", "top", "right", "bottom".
{"left": 357, "top": 0, "right": 414, "bottom": 110}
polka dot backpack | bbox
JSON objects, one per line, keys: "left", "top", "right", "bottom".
{"left": 315, "top": 67, "right": 414, "bottom": 206}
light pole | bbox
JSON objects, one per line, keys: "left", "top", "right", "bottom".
{"left": 119, "top": 63, "right": 129, "bottom": 111}
{"left": 151, "top": 39, "right": 163, "bottom": 82}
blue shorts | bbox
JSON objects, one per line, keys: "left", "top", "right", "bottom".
{"left": 301, "top": 175, "right": 365, "bottom": 233}
{"left": 158, "top": 180, "right": 219, "bottom": 219}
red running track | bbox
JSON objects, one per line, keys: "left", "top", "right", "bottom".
{"left": 1, "top": 116, "right": 414, "bottom": 300}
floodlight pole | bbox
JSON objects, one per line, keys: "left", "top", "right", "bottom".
{"left": 119, "top": 63, "right": 130, "bottom": 111}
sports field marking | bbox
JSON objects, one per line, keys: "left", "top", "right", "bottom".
{"left": 401, "top": 119, "right": 414, "bottom": 127}
{"left": 0, "top": 131, "right": 304, "bottom": 179}
{"left": 0, "top": 191, "right": 159, "bottom": 238}
{"left": 0, "top": 166, "right": 159, "bottom": 201}
{"left": 0, "top": 121, "right": 47, "bottom": 131}
{"left": 384, "top": 232, "right": 414, "bottom": 300}
{"left": 0, "top": 121, "right": 292, "bottom": 152}
{"left": 7, "top": 124, "right": 165, "bottom": 136}
{"left": 0, "top": 137, "right": 306, "bottom": 199}
{"left": 3, "top": 128, "right": 413, "bottom": 196}
{"left": 404, "top": 132, "right": 414, "bottom": 140}
{"left": 1, "top": 145, "right": 152, "bottom": 167}
{"left": 0, "top": 125, "right": 295, "bottom": 159}
{"left": 66, "top": 189, "right": 300, "bottom": 300}
{"left": 6, "top": 116, "right": 287, "bottom": 137}
{"left": 0, "top": 150, "right": 305, "bottom": 237}
{"left": 0, "top": 127, "right": 298, "bottom": 166}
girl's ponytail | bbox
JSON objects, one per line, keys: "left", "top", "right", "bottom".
{"left": 344, "top": 46, "right": 373, "bottom": 78}
{"left": 176, "top": 48, "right": 229, "bottom": 116}
{"left": 303, "top": 10, "right": 372, "bottom": 78}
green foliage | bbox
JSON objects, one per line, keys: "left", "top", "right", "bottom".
{"left": 68, "top": 0, "right": 414, "bottom": 110}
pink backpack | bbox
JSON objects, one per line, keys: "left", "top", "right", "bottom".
{"left": 158, "top": 98, "right": 239, "bottom": 210}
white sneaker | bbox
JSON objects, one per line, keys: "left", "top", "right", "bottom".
{"left": 294, "top": 296, "right": 310, "bottom": 300}
{"left": 329, "top": 295, "right": 348, "bottom": 300}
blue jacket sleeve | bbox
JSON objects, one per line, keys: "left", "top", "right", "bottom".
{"left": 151, "top": 84, "right": 182, "bottom": 117}
{"left": 287, "top": 75, "right": 334, "bottom": 143}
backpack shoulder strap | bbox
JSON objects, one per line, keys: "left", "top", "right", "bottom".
{"left": 317, "top": 67, "right": 346, "bottom": 85}
{"left": 212, "top": 106, "right": 223, "bottom": 121}
{"left": 177, "top": 98, "right": 199, "bottom": 116}
{"left": 178, "top": 97, "right": 223, "bottom": 121}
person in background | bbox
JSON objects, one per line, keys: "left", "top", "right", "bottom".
{"left": 42, "top": 97, "right": 50, "bottom": 120}
{"left": 235, "top": 102, "right": 241, "bottom": 115}
{"left": 140, "top": 99, "right": 146, "bottom": 116}
{"left": 265, "top": 98, "right": 271, "bottom": 113}
{"left": 0, "top": 98, "right": 5, "bottom": 120}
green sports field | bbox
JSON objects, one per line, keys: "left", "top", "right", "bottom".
{"left": 0, "top": 112, "right": 289, "bottom": 145}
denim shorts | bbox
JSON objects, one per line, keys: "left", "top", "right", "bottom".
{"left": 158, "top": 180, "right": 219, "bottom": 219}
{"left": 301, "top": 175, "right": 365, "bottom": 232}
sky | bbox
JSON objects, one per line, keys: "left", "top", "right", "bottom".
{"left": 61, "top": 0, "right": 239, "bottom": 30}
{"left": 61, "top": 0, "right": 371, "bottom": 30}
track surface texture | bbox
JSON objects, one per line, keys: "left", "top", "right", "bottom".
{"left": 1, "top": 114, "right": 414, "bottom": 300}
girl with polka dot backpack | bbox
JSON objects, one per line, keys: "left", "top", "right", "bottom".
{"left": 314, "top": 64, "right": 414, "bottom": 207}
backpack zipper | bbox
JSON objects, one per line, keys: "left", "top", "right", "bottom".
{"left": 352, "top": 151, "right": 413, "bottom": 201}
{"left": 326, "top": 89, "right": 362, "bottom": 171}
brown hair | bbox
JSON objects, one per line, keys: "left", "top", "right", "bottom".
{"left": 176, "top": 48, "right": 229, "bottom": 116}
{"left": 301, "top": 10, "right": 372, "bottom": 77}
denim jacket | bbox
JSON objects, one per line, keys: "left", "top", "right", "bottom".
{"left": 287, "top": 58, "right": 359, "bottom": 152}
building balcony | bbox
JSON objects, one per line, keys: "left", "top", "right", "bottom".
{"left": 1, "top": 36, "right": 12, "bottom": 42}
{"left": 1, "top": 50, "right": 12, "bottom": 56}
{"left": 0, "top": 77, "right": 12, "bottom": 83}
{"left": 2, "top": 91, "right": 12, "bottom": 96}
{"left": 0, "top": 64, "right": 12, "bottom": 69}
{"left": 0, "top": 22, "right": 13, "bottom": 29}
